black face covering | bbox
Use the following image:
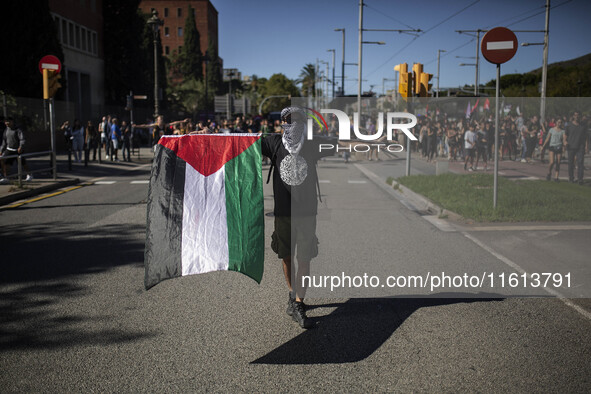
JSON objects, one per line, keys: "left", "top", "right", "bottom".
{"left": 280, "top": 107, "right": 306, "bottom": 155}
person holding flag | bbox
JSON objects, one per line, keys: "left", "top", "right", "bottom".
{"left": 261, "top": 107, "right": 336, "bottom": 329}
{"left": 144, "top": 106, "right": 338, "bottom": 330}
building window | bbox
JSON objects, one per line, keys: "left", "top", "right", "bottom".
{"left": 69, "top": 23, "right": 74, "bottom": 47}
{"left": 75, "top": 25, "right": 81, "bottom": 48}
{"left": 178, "top": 8, "right": 182, "bottom": 17}
{"left": 62, "top": 20, "right": 68, "bottom": 45}
{"left": 87, "top": 31, "right": 92, "bottom": 53}
{"left": 92, "top": 32, "right": 97, "bottom": 55}
{"left": 54, "top": 16, "right": 61, "bottom": 42}
{"left": 178, "top": 46, "right": 182, "bottom": 52}
{"left": 164, "top": 8, "right": 168, "bottom": 17}
{"left": 90, "top": 0, "right": 96, "bottom": 12}
{"left": 177, "top": 27, "right": 183, "bottom": 37}
{"left": 164, "top": 26, "right": 169, "bottom": 36}
{"left": 165, "top": 46, "right": 170, "bottom": 55}
{"left": 81, "top": 28, "right": 87, "bottom": 51}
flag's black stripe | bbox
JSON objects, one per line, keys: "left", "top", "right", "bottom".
{"left": 144, "top": 145, "right": 186, "bottom": 290}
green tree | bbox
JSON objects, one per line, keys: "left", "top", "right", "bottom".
{"left": 168, "top": 78, "right": 206, "bottom": 116}
{"left": 0, "top": 1, "right": 64, "bottom": 98}
{"left": 259, "top": 74, "right": 300, "bottom": 113}
{"left": 205, "top": 38, "right": 221, "bottom": 95}
{"left": 298, "top": 63, "right": 317, "bottom": 97}
{"left": 179, "top": 5, "right": 203, "bottom": 81}
{"left": 104, "top": 1, "right": 152, "bottom": 105}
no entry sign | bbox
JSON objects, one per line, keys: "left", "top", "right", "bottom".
{"left": 38, "top": 55, "right": 62, "bottom": 74}
{"left": 481, "top": 27, "right": 518, "bottom": 65}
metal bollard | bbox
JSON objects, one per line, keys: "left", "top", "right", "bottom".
{"left": 17, "top": 155, "right": 22, "bottom": 188}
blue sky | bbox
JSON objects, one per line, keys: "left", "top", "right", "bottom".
{"left": 211, "top": 0, "right": 591, "bottom": 95}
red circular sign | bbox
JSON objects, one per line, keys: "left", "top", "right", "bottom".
{"left": 38, "top": 55, "right": 62, "bottom": 74}
{"left": 481, "top": 27, "right": 518, "bottom": 65}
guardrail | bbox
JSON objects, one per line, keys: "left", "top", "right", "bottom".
{"left": 1, "top": 150, "right": 56, "bottom": 187}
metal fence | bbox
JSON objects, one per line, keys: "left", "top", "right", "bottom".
{"left": 1, "top": 151, "right": 55, "bottom": 187}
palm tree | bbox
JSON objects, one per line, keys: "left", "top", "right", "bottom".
{"left": 298, "top": 63, "right": 316, "bottom": 97}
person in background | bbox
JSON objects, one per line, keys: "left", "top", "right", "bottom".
{"left": 0, "top": 117, "right": 33, "bottom": 183}
{"left": 121, "top": 120, "right": 132, "bottom": 162}
{"left": 542, "top": 119, "right": 566, "bottom": 182}
{"left": 463, "top": 123, "right": 477, "bottom": 171}
{"left": 99, "top": 115, "right": 111, "bottom": 159}
{"left": 110, "top": 118, "right": 121, "bottom": 162}
{"left": 85, "top": 120, "right": 99, "bottom": 162}
{"left": 566, "top": 111, "right": 587, "bottom": 185}
{"left": 474, "top": 122, "right": 488, "bottom": 171}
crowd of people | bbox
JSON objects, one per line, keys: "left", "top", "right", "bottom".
{"left": 60, "top": 115, "right": 136, "bottom": 163}
{"left": 397, "top": 110, "right": 589, "bottom": 184}
{"left": 133, "top": 114, "right": 283, "bottom": 146}
{"left": 56, "top": 109, "right": 591, "bottom": 186}
{"left": 0, "top": 108, "right": 588, "bottom": 184}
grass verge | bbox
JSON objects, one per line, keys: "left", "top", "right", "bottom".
{"left": 397, "top": 173, "right": 591, "bottom": 222}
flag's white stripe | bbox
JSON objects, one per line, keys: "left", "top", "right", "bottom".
{"left": 487, "top": 41, "right": 513, "bottom": 50}
{"left": 182, "top": 165, "right": 229, "bottom": 276}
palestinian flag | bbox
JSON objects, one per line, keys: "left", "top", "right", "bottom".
{"left": 144, "top": 134, "right": 264, "bottom": 290}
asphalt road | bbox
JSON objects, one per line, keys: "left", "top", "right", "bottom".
{"left": 0, "top": 157, "right": 590, "bottom": 392}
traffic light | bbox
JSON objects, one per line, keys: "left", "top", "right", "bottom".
{"left": 394, "top": 63, "right": 411, "bottom": 99}
{"left": 412, "top": 63, "right": 423, "bottom": 95}
{"left": 43, "top": 69, "right": 62, "bottom": 99}
{"left": 125, "top": 94, "right": 133, "bottom": 111}
{"left": 419, "top": 72, "right": 433, "bottom": 97}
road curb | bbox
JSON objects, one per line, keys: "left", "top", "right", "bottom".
{"left": 390, "top": 179, "right": 464, "bottom": 222}
{"left": 0, "top": 178, "right": 80, "bottom": 207}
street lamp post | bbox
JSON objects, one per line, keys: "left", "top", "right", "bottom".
{"left": 521, "top": 0, "right": 550, "bottom": 123}
{"left": 227, "top": 70, "right": 235, "bottom": 121}
{"left": 327, "top": 49, "right": 336, "bottom": 99}
{"left": 320, "top": 60, "right": 329, "bottom": 106}
{"left": 334, "top": 28, "right": 346, "bottom": 96}
{"left": 147, "top": 9, "right": 164, "bottom": 118}
{"left": 437, "top": 49, "right": 446, "bottom": 98}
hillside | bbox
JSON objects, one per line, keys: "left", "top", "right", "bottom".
{"left": 484, "top": 52, "right": 591, "bottom": 97}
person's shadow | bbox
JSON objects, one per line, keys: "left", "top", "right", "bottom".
{"left": 252, "top": 295, "right": 502, "bottom": 364}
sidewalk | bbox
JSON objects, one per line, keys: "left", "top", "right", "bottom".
{"left": 358, "top": 148, "right": 591, "bottom": 183}
{"left": 0, "top": 147, "right": 154, "bottom": 207}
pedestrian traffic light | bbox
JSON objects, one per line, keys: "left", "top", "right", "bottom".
{"left": 419, "top": 72, "right": 433, "bottom": 97}
{"left": 412, "top": 63, "right": 423, "bottom": 95}
{"left": 394, "top": 63, "right": 411, "bottom": 99}
{"left": 126, "top": 95, "right": 133, "bottom": 111}
{"left": 43, "top": 69, "right": 62, "bottom": 99}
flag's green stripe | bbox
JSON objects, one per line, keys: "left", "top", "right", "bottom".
{"left": 224, "top": 140, "right": 264, "bottom": 283}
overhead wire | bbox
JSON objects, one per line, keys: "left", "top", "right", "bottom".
{"left": 365, "top": 0, "right": 480, "bottom": 77}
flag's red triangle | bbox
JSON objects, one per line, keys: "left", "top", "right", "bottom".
{"left": 159, "top": 135, "right": 260, "bottom": 177}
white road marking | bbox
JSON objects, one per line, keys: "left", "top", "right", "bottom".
{"left": 318, "top": 180, "right": 331, "bottom": 183}
{"left": 130, "top": 180, "right": 150, "bottom": 184}
{"left": 348, "top": 180, "right": 367, "bottom": 184}
{"left": 468, "top": 225, "right": 591, "bottom": 232}
{"left": 95, "top": 181, "right": 116, "bottom": 185}
{"left": 463, "top": 231, "right": 591, "bottom": 322}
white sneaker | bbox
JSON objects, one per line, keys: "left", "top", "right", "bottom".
{"left": 0, "top": 177, "right": 9, "bottom": 185}
{"left": 25, "top": 174, "right": 33, "bottom": 181}
{"left": 105, "top": 155, "right": 109, "bottom": 159}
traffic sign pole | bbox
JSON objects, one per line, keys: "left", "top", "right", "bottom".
{"left": 49, "top": 98, "right": 57, "bottom": 180}
{"left": 494, "top": 64, "right": 500, "bottom": 208}
{"left": 481, "top": 27, "right": 518, "bottom": 209}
